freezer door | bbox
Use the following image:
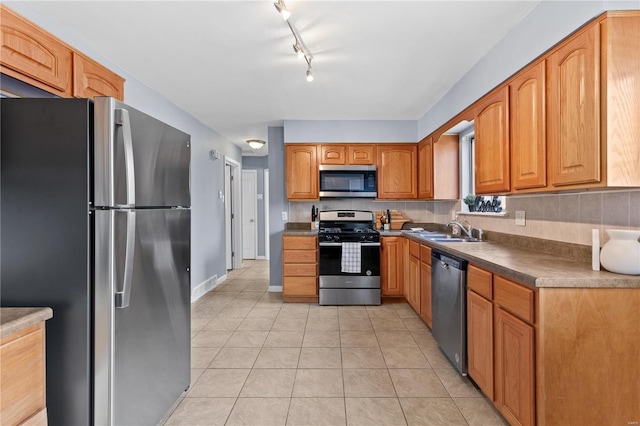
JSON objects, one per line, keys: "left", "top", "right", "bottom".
{"left": 94, "top": 97, "right": 191, "bottom": 208}
{"left": 94, "top": 208, "right": 191, "bottom": 425}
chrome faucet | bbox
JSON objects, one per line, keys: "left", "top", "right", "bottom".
{"left": 446, "top": 219, "right": 474, "bottom": 238}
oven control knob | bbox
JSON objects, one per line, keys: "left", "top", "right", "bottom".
{"left": 334, "top": 236, "right": 340, "bottom": 242}
{"left": 325, "top": 235, "right": 333, "bottom": 241}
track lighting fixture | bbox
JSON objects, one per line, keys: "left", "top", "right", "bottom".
{"left": 274, "top": 0, "right": 314, "bottom": 81}
{"left": 274, "top": 0, "right": 291, "bottom": 21}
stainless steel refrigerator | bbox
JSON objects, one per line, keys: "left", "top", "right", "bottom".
{"left": 1, "top": 97, "right": 191, "bottom": 425}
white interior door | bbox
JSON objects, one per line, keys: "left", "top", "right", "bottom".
{"left": 242, "top": 170, "right": 257, "bottom": 260}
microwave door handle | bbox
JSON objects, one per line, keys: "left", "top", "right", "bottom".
{"left": 115, "top": 108, "right": 135, "bottom": 207}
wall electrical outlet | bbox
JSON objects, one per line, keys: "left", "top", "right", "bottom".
{"left": 515, "top": 210, "right": 526, "bottom": 226}
{"left": 282, "top": 212, "right": 288, "bottom": 221}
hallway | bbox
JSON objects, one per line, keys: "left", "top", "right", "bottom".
{"left": 165, "top": 260, "right": 505, "bottom": 425}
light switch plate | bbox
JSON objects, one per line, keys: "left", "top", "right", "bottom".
{"left": 282, "top": 212, "right": 288, "bottom": 221}
{"left": 515, "top": 210, "right": 526, "bottom": 226}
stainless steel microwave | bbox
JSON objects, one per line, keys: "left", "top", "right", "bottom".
{"left": 318, "top": 165, "right": 377, "bottom": 198}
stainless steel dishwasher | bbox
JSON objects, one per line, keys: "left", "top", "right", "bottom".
{"left": 431, "top": 250, "right": 468, "bottom": 375}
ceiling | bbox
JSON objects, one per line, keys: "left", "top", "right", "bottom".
{"left": 24, "top": 1, "right": 539, "bottom": 155}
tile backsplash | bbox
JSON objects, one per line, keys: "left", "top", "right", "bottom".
{"left": 288, "top": 189, "right": 640, "bottom": 247}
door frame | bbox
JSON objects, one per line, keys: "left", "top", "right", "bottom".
{"left": 264, "top": 169, "right": 270, "bottom": 260}
{"left": 225, "top": 156, "right": 242, "bottom": 270}
{"left": 241, "top": 169, "right": 258, "bottom": 260}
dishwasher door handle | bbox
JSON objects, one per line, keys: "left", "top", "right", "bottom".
{"left": 440, "top": 261, "right": 450, "bottom": 270}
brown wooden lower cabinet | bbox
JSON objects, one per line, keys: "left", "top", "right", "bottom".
{"left": 466, "top": 265, "right": 640, "bottom": 426}
{"left": 467, "top": 264, "right": 535, "bottom": 426}
{"left": 494, "top": 307, "right": 535, "bottom": 426}
{"left": 381, "top": 237, "right": 404, "bottom": 297}
{"left": 0, "top": 322, "right": 47, "bottom": 426}
{"left": 419, "top": 261, "right": 431, "bottom": 328}
{"left": 467, "top": 289, "right": 493, "bottom": 399}
{"left": 537, "top": 288, "right": 640, "bottom": 426}
{"left": 282, "top": 235, "right": 318, "bottom": 302}
{"left": 406, "top": 254, "right": 420, "bottom": 313}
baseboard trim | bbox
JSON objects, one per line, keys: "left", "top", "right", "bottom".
{"left": 256, "top": 255, "right": 267, "bottom": 260}
{"left": 217, "top": 274, "right": 227, "bottom": 285}
{"left": 268, "top": 285, "right": 282, "bottom": 293}
{"left": 191, "top": 274, "right": 218, "bottom": 303}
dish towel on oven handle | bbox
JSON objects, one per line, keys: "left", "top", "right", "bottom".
{"left": 341, "top": 242, "right": 362, "bottom": 274}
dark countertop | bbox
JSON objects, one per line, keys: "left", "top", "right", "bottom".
{"left": 0, "top": 307, "right": 53, "bottom": 339}
{"left": 402, "top": 231, "right": 640, "bottom": 289}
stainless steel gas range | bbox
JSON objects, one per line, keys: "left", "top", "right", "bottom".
{"left": 317, "top": 210, "right": 381, "bottom": 305}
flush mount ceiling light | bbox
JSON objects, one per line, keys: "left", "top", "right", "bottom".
{"left": 247, "top": 139, "right": 266, "bottom": 150}
{"left": 274, "top": 0, "right": 314, "bottom": 82}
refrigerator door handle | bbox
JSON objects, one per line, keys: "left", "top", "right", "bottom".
{"left": 115, "top": 210, "right": 136, "bottom": 308}
{"left": 115, "top": 108, "right": 136, "bottom": 207}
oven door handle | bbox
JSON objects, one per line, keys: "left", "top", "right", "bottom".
{"left": 319, "top": 242, "right": 381, "bottom": 247}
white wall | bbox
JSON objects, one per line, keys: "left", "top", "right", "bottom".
{"left": 417, "top": 0, "right": 639, "bottom": 139}
{"left": 6, "top": 2, "right": 243, "bottom": 289}
{"left": 284, "top": 120, "right": 418, "bottom": 143}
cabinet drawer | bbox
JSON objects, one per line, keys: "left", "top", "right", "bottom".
{"left": 283, "top": 236, "right": 317, "bottom": 250}
{"left": 283, "top": 276, "right": 317, "bottom": 296}
{"left": 494, "top": 276, "right": 535, "bottom": 324}
{"left": 283, "top": 263, "right": 317, "bottom": 277}
{"left": 420, "top": 245, "right": 432, "bottom": 265}
{"left": 468, "top": 264, "right": 493, "bottom": 300}
{"left": 409, "top": 240, "right": 420, "bottom": 258}
{"left": 283, "top": 249, "right": 317, "bottom": 264}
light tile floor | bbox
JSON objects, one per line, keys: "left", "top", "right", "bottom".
{"left": 165, "top": 260, "right": 507, "bottom": 425}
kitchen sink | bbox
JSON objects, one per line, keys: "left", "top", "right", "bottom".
{"left": 427, "top": 237, "right": 480, "bottom": 243}
{"left": 411, "top": 231, "right": 480, "bottom": 243}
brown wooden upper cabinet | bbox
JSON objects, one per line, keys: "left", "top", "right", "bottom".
{"left": 547, "top": 23, "right": 600, "bottom": 187}
{"left": 510, "top": 59, "right": 546, "bottom": 191}
{"left": 474, "top": 86, "right": 510, "bottom": 194}
{"left": 376, "top": 144, "right": 418, "bottom": 199}
{"left": 0, "top": 5, "right": 125, "bottom": 101}
{"left": 536, "top": 12, "right": 639, "bottom": 191}
{"left": 320, "top": 145, "right": 346, "bottom": 164}
{"left": 0, "top": 5, "right": 73, "bottom": 96}
{"left": 73, "top": 53, "right": 125, "bottom": 101}
{"left": 285, "top": 144, "right": 319, "bottom": 200}
{"left": 319, "top": 144, "right": 375, "bottom": 165}
{"left": 417, "top": 137, "right": 434, "bottom": 199}
{"left": 417, "top": 135, "right": 459, "bottom": 200}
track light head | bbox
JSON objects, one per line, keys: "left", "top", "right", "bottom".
{"left": 293, "top": 43, "right": 305, "bottom": 59}
{"left": 274, "top": 1, "right": 291, "bottom": 21}
{"left": 306, "top": 68, "right": 314, "bottom": 82}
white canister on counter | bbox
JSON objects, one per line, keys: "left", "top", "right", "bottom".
{"left": 599, "top": 229, "right": 640, "bottom": 275}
